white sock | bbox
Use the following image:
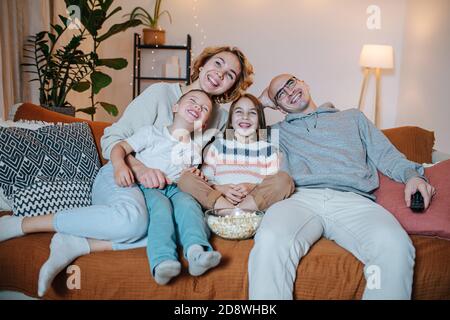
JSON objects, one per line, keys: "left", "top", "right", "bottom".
{"left": 38, "top": 233, "right": 90, "bottom": 297}
{"left": 187, "top": 244, "right": 222, "bottom": 277}
{"left": 154, "top": 260, "right": 181, "bottom": 285}
{"left": 0, "top": 215, "right": 24, "bottom": 242}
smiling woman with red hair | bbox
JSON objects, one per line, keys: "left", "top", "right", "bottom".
{"left": 0, "top": 45, "right": 254, "bottom": 297}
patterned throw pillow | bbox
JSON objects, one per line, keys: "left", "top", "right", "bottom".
{"left": 12, "top": 180, "right": 92, "bottom": 217}
{"left": 0, "top": 119, "right": 53, "bottom": 211}
{"left": 0, "top": 122, "right": 101, "bottom": 217}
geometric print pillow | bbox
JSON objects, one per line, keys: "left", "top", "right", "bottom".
{"left": 11, "top": 179, "right": 92, "bottom": 217}
{"left": 0, "top": 122, "right": 101, "bottom": 216}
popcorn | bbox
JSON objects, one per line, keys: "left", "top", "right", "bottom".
{"left": 206, "top": 210, "right": 263, "bottom": 240}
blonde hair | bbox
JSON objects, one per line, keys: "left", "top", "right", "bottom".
{"left": 190, "top": 46, "right": 254, "bottom": 104}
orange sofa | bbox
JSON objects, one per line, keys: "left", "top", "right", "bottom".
{"left": 0, "top": 103, "right": 449, "bottom": 300}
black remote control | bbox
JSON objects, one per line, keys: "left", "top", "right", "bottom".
{"left": 410, "top": 191, "right": 425, "bottom": 213}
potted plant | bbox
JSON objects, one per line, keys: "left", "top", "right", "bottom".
{"left": 22, "top": 24, "right": 91, "bottom": 117}
{"left": 22, "top": 0, "right": 141, "bottom": 119}
{"left": 127, "top": 0, "right": 172, "bottom": 45}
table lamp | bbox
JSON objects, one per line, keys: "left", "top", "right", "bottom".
{"left": 358, "top": 44, "right": 394, "bottom": 127}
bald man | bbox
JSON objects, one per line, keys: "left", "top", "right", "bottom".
{"left": 248, "top": 74, "right": 435, "bottom": 300}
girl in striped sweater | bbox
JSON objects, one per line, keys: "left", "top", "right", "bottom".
{"left": 179, "top": 93, "right": 295, "bottom": 211}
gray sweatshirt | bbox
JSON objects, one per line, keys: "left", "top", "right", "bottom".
{"left": 271, "top": 103, "right": 425, "bottom": 200}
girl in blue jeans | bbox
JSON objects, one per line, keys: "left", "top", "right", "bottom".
{"left": 110, "top": 90, "right": 221, "bottom": 285}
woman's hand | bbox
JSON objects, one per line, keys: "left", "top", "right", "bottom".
{"left": 136, "top": 167, "right": 172, "bottom": 189}
{"left": 114, "top": 163, "right": 135, "bottom": 187}
{"left": 183, "top": 167, "right": 208, "bottom": 182}
{"left": 234, "top": 183, "right": 257, "bottom": 195}
{"left": 213, "top": 184, "right": 246, "bottom": 205}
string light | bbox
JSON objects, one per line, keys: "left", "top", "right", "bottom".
{"left": 131, "top": 1, "right": 208, "bottom": 87}
{"left": 191, "top": 0, "right": 208, "bottom": 64}
{"left": 151, "top": 50, "right": 156, "bottom": 72}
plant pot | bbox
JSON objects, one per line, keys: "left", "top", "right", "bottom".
{"left": 143, "top": 28, "right": 166, "bottom": 46}
{"left": 44, "top": 106, "right": 76, "bottom": 117}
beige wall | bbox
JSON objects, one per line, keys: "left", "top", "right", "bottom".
{"left": 396, "top": 0, "right": 450, "bottom": 153}
{"left": 53, "top": 0, "right": 448, "bottom": 152}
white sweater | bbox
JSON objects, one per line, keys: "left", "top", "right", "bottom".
{"left": 202, "top": 137, "right": 281, "bottom": 185}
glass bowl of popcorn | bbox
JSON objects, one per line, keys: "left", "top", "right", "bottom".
{"left": 205, "top": 208, "right": 264, "bottom": 240}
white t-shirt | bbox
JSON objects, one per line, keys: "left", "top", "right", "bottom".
{"left": 126, "top": 125, "right": 202, "bottom": 183}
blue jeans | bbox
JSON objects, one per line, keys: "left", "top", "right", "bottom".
{"left": 54, "top": 162, "right": 148, "bottom": 246}
{"left": 139, "top": 184, "right": 212, "bottom": 275}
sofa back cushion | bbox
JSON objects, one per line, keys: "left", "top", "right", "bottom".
{"left": 382, "top": 126, "right": 435, "bottom": 164}
{"left": 13, "top": 103, "right": 436, "bottom": 164}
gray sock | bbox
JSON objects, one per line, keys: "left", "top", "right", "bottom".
{"left": 0, "top": 215, "right": 24, "bottom": 242}
{"left": 187, "top": 244, "right": 222, "bottom": 277}
{"left": 154, "top": 260, "right": 181, "bottom": 285}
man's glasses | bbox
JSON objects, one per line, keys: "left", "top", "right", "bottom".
{"left": 274, "top": 77, "right": 297, "bottom": 104}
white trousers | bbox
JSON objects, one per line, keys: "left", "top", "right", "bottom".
{"left": 248, "top": 188, "right": 415, "bottom": 300}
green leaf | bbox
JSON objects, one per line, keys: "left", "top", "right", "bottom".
{"left": 51, "top": 24, "right": 64, "bottom": 36}
{"left": 158, "top": 10, "right": 173, "bottom": 24}
{"left": 127, "top": 13, "right": 151, "bottom": 26}
{"left": 59, "top": 14, "right": 69, "bottom": 26}
{"left": 48, "top": 33, "right": 57, "bottom": 45}
{"left": 96, "top": 19, "right": 141, "bottom": 42}
{"left": 97, "top": 58, "right": 128, "bottom": 70}
{"left": 99, "top": 102, "right": 118, "bottom": 116}
{"left": 100, "top": 0, "right": 114, "bottom": 12}
{"left": 90, "top": 9, "right": 107, "bottom": 34}
{"left": 72, "top": 81, "right": 91, "bottom": 92}
{"left": 90, "top": 71, "right": 112, "bottom": 94}
{"left": 36, "top": 31, "right": 47, "bottom": 41}
{"left": 76, "top": 106, "right": 96, "bottom": 115}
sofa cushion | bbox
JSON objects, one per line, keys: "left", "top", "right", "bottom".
{"left": 0, "top": 119, "right": 55, "bottom": 211}
{"left": 14, "top": 103, "right": 111, "bottom": 165}
{"left": 0, "top": 122, "right": 101, "bottom": 216}
{"left": 0, "top": 215, "right": 448, "bottom": 300}
{"left": 375, "top": 160, "right": 450, "bottom": 240}
{"left": 11, "top": 180, "right": 93, "bottom": 217}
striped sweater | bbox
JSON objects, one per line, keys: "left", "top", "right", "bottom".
{"left": 201, "top": 137, "right": 280, "bottom": 185}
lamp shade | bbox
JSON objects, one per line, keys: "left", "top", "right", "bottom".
{"left": 359, "top": 44, "right": 394, "bottom": 69}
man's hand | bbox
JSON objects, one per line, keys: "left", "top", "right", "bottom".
{"left": 213, "top": 184, "right": 246, "bottom": 205}
{"left": 114, "top": 163, "right": 135, "bottom": 187}
{"left": 259, "top": 87, "right": 277, "bottom": 110}
{"left": 183, "top": 167, "right": 208, "bottom": 182}
{"left": 404, "top": 177, "right": 436, "bottom": 210}
{"left": 136, "top": 167, "right": 172, "bottom": 189}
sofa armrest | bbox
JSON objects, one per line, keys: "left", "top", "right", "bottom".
{"left": 14, "top": 103, "right": 111, "bottom": 165}
{"left": 381, "top": 126, "right": 435, "bottom": 164}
